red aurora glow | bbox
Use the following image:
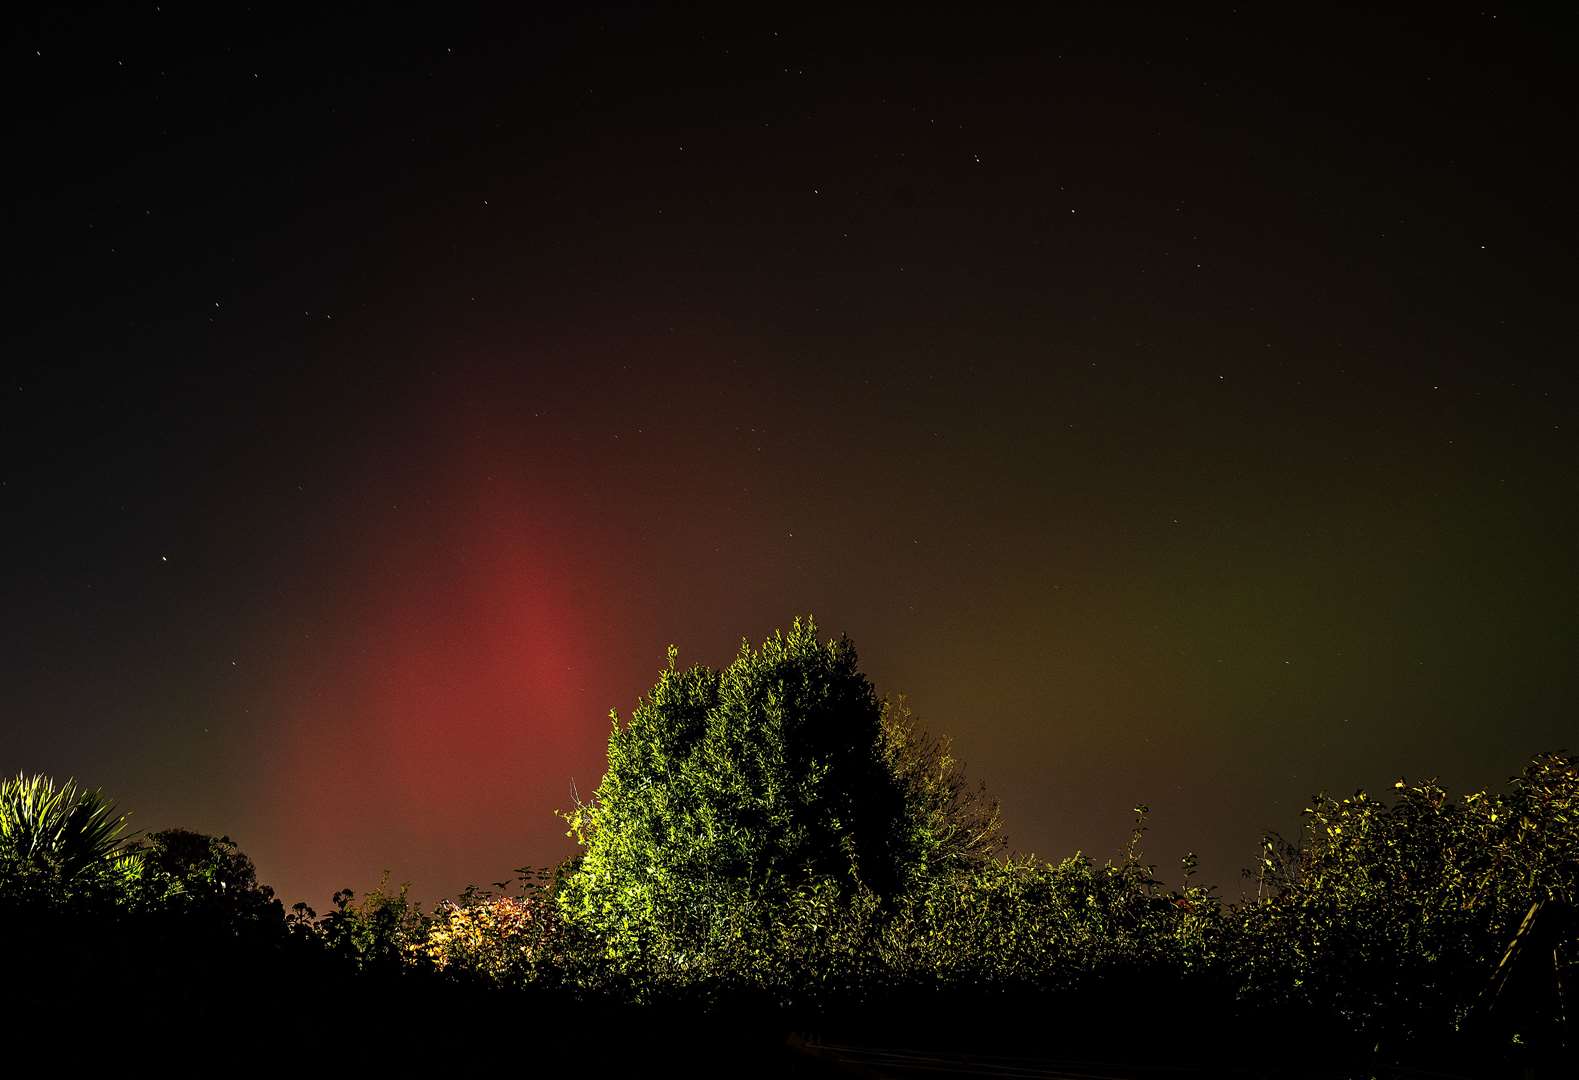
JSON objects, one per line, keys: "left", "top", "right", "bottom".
{"left": 257, "top": 394, "right": 600, "bottom": 907}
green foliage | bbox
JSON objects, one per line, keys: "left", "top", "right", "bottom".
{"left": 884, "top": 806, "right": 1223, "bottom": 994}
{"left": 415, "top": 869, "right": 568, "bottom": 988}
{"left": 557, "top": 617, "right": 917, "bottom": 986}
{"left": 1233, "top": 751, "right": 1579, "bottom": 1054}
{"left": 0, "top": 772, "right": 140, "bottom": 900}
{"left": 319, "top": 873, "right": 432, "bottom": 975}
{"left": 878, "top": 694, "right": 1006, "bottom": 880}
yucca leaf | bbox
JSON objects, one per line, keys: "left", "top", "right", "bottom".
{"left": 0, "top": 773, "right": 137, "bottom": 884}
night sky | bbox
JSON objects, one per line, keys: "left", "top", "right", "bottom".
{"left": 4, "top": 4, "right": 1574, "bottom": 912}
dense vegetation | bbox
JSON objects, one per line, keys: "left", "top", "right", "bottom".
{"left": 2, "top": 618, "right": 1572, "bottom": 1074}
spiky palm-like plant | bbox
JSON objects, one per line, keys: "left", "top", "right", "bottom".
{"left": 0, "top": 773, "right": 140, "bottom": 885}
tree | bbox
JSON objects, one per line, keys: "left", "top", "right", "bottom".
{"left": 878, "top": 693, "right": 1006, "bottom": 878}
{"left": 557, "top": 617, "right": 934, "bottom": 983}
{"left": 132, "top": 828, "right": 286, "bottom": 929}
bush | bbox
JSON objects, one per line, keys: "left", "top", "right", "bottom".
{"left": 1231, "top": 751, "right": 1579, "bottom": 1058}
{"left": 419, "top": 870, "right": 565, "bottom": 987}
{"left": 307, "top": 874, "right": 431, "bottom": 978}
{"left": 883, "top": 806, "right": 1223, "bottom": 996}
{"left": 0, "top": 773, "right": 140, "bottom": 904}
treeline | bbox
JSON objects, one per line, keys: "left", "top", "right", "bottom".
{"left": 2, "top": 619, "right": 1573, "bottom": 1075}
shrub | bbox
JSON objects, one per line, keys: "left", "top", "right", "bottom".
{"left": 318, "top": 874, "right": 432, "bottom": 976}
{"left": 0, "top": 773, "right": 140, "bottom": 903}
{"left": 1231, "top": 751, "right": 1579, "bottom": 1055}
{"left": 419, "top": 871, "right": 565, "bottom": 987}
